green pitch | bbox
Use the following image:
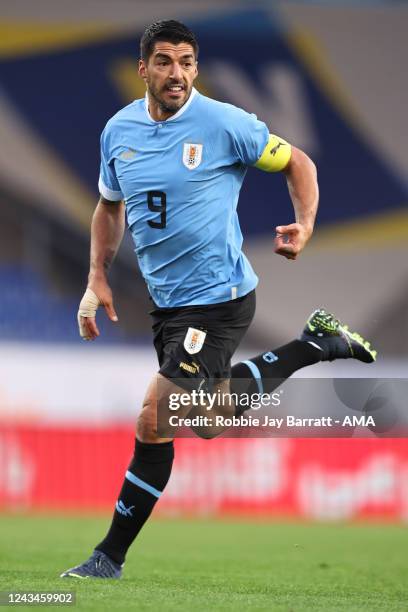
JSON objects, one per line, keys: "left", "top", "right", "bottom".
{"left": 0, "top": 515, "right": 406, "bottom": 611}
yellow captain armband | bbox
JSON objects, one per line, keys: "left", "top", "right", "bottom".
{"left": 254, "top": 134, "right": 292, "bottom": 172}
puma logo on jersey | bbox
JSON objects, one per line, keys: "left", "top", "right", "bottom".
{"left": 183, "top": 143, "right": 203, "bottom": 169}
{"left": 270, "top": 141, "right": 286, "bottom": 156}
{"left": 179, "top": 361, "right": 200, "bottom": 374}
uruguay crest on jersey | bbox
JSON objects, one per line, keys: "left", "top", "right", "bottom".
{"left": 183, "top": 143, "right": 203, "bottom": 170}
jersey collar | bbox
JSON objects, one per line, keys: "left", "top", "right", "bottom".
{"left": 144, "top": 87, "right": 197, "bottom": 123}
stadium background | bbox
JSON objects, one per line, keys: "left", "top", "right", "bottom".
{"left": 0, "top": 0, "right": 407, "bottom": 522}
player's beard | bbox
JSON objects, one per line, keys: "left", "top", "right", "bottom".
{"left": 148, "top": 80, "right": 191, "bottom": 115}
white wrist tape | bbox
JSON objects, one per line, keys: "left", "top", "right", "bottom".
{"left": 77, "top": 288, "right": 100, "bottom": 338}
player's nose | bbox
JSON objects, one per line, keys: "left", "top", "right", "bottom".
{"left": 170, "top": 62, "right": 183, "bottom": 80}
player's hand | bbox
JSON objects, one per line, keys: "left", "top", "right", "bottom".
{"left": 274, "top": 223, "right": 312, "bottom": 260}
{"left": 77, "top": 280, "right": 118, "bottom": 340}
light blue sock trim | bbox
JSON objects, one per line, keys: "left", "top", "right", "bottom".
{"left": 242, "top": 360, "right": 264, "bottom": 394}
{"left": 125, "top": 470, "right": 162, "bottom": 498}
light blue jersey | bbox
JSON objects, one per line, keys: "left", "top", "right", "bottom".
{"left": 99, "top": 88, "right": 269, "bottom": 307}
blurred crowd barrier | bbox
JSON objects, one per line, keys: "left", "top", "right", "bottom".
{"left": 0, "top": 342, "right": 407, "bottom": 521}
{"left": 1, "top": 427, "right": 407, "bottom": 521}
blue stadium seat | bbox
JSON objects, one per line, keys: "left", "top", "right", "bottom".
{"left": 0, "top": 265, "right": 129, "bottom": 343}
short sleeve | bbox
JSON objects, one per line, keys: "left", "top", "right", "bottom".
{"left": 98, "top": 127, "right": 123, "bottom": 201}
{"left": 228, "top": 108, "right": 269, "bottom": 166}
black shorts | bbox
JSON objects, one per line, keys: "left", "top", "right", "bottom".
{"left": 150, "top": 290, "right": 256, "bottom": 390}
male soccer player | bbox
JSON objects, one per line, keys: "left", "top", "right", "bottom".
{"left": 61, "top": 20, "right": 376, "bottom": 579}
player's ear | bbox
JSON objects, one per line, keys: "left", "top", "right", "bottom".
{"left": 138, "top": 59, "right": 147, "bottom": 81}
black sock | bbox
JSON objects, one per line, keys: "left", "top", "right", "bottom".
{"left": 231, "top": 340, "right": 321, "bottom": 416}
{"left": 96, "top": 439, "right": 174, "bottom": 565}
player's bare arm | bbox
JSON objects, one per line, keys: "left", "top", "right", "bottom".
{"left": 254, "top": 135, "right": 318, "bottom": 260}
{"left": 77, "top": 196, "right": 125, "bottom": 340}
{"left": 276, "top": 146, "right": 318, "bottom": 260}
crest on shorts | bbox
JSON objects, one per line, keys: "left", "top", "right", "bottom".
{"left": 182, "top": 143, "right": 203, "bottom": 170}
{"left": 184, "top": 327, "right": 206, "bottom": 355}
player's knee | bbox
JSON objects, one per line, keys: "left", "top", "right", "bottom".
{"left": 137, "top": 397, "right": 158, "bottom": 442}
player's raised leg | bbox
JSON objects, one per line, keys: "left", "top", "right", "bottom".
{"left": 231, "top": 308, "right": 376, "bottom": 417}
{"left": 179, "top": 308, "right": 377, "bottom": 439}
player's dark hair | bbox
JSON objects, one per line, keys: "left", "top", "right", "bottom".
{"left": 140, "top": 20, "right": 199, "bottom": 62}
